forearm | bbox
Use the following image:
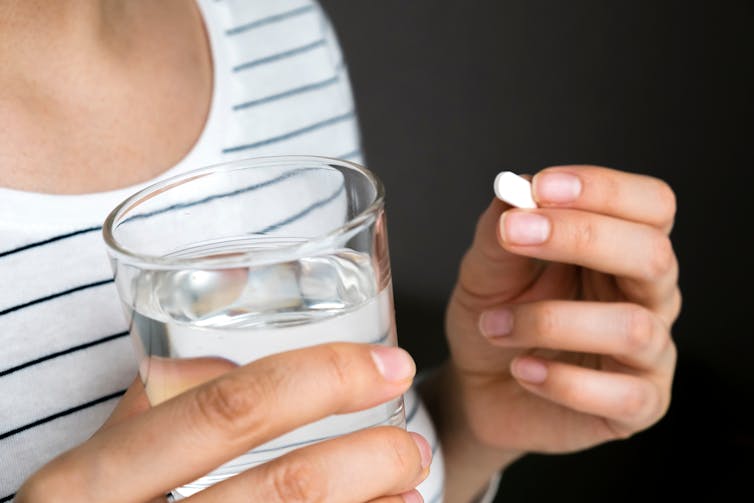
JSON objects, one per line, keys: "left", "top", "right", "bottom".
{"left": 418, "top": 362, "right": 522, "bottom": 503}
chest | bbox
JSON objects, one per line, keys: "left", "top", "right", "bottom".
{"left": 0, "top": 12, "right": 211, "bottom": 195}
{"left": 1, "top": 80, "right": 211, "bottom": 195}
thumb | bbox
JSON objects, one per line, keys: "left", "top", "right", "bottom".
{"left": 455, "top": 198, "right": 541, "bottom": 305}
{"left": 98, "top": 378, "right": 150, "bottom": 431}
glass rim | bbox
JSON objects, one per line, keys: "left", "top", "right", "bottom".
{"left": 102, "top": 155, "right": 385, "bottom": 270}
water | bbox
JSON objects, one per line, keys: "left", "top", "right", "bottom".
{"left": 126, "top": 242, "right": 404, "bottom": 497}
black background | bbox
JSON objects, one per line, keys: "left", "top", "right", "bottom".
{"left": 319, "top": 1, "right": 753, "bottom": 501}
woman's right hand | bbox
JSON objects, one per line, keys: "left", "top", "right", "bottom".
{"left": 16, "top": 343, "right": 430, "bottom": 503}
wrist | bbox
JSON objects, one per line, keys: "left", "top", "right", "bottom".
{"left": 418, "top": 362, "right": 522, "bottom": 502}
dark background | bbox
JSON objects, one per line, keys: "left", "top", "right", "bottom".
{"left": 319, "top": 0, "right": 753, "bottom": 501}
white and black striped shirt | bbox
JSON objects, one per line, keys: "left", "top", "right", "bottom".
{"left": 0, "top": 1, "right": 446, "bottom": 501}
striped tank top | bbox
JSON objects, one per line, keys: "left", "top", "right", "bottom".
{"left": 0, "top": 1, "right": 445, "bottom": 500}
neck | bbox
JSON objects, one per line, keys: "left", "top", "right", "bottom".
{"left": 0, "top": 1, "right": 183, "bottom": 91}
{"left": 0, "top": 1, "right": 112, "bottom": 50}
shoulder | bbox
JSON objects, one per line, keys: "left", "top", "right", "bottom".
{"left": 196, "top": 0, "right": 359, "bottom": 161}
{"left": 198, "top": 0, "right": 345, "bottom": 65}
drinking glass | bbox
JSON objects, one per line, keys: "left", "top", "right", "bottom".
{"left": 103, "top": 156, "right": 404, "bottom": 498}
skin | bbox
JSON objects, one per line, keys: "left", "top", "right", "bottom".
{"left": 16, "top": 344, "right": 430, "bottom": 502}
{"left": 3, "top": 1, "right": 681, "bottom": 502}
{"left": 425, "top": 166, "right": 679, "bottom": 502}
{"left": 4, "top": 4, "right": 430, "bottom": 501}
{"left": 0, "top": 0, "right": 212, "bottom": 193}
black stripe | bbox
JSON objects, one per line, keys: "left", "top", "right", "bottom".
{"left": 0, "top": 279, "right": 113, "bottom": 317}
{"left": 225, "top": 5, "right": 316, "bottom": 36}
{"left": 233, "top": 75, "right": 339, "bottom": 111}
{"left": 0, "top": 331, "right": 128, "bottom": 378}
{"left": 233, "top": 39, "right": 326, "bottom": 73}
{"left": 120, "top": 168, "right": 316, "bottom": 226}
{"left": 0, "top": 389, "right": 126, "bottom": 441}
{"left": 368, "top": 330, "right": 390, "bottom": 345}
{"left": 256, "top": 182, "right": 345, "bottom": 234}
{"left": 0, "top": 225, "right": 101, "bottom": 259}
{"left": 222, "top": 111, "right": 354, "bottom": 154}
{"left": 0, "top": 493, "right": 13, "bottom": 502}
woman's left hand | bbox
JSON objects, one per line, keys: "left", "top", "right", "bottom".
{"left": 445, "top": 165, "right": 680, "bottom": 457}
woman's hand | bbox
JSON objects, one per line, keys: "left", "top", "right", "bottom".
{"left": 437, "top": 165, "right": 679, "bottom": 499}
{"left": 17, "top": 344, "right": 431, "bottom": 503}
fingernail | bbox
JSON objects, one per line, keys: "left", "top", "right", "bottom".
{"left": 511, "top": 357, "right": 548, "bottom": 383}
{"left": 534, "top": 172, "right": 582, "bottom": 203}
{"left": 402, "top": 489, "right": 424, "bottom": 503}
{"left": 410, "top": 432, "right": 432, "bottom": 469}
{"left": 479, "top": 309, "right": 514, "bottom": 337}
{"left": 371, "top": 347, "right": 416, "bottom": 382}
{"left": 501, "top": 211, "right": 551, "bottom": 245}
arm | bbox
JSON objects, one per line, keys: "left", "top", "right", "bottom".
{"left": 424, "top": 166, "right": 679, "bottom": 503}
{"left": 419, "top": 363, "right": 521, "bottom": 503}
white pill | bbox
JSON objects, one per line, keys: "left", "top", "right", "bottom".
{"left": 493, "top": 171, "right": 537, "bottom": 209}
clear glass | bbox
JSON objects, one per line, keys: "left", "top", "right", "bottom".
{"left": 103, "top": 156, "right": 404, "bottom": 498}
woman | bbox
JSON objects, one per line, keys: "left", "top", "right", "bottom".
{"left": 0, "top": 1, "right": 679, "bottom": 501}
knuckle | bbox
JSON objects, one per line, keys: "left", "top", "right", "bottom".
{"left": 624, "top": 307, "right": 655, "bottom": 354}
{"left": 655, "top": 328, "right": 674, "bottom": 364}
{"left": 381, "top": 429, "right": 420, "bottom": 476}
{"left": 533, "top": 304, "right": 559, "bottom": 340}
{"left": 606, "top": 420, "right": 636, "bottom": 441}
{"left": 666, "top": 338, "right": 679, "bottom": 369}
{"left": 571, "top": 219, "right": 598, "bottom": 254}
{"left": 654, "top": 341, "right": 677, "bottom": 413}
{"left": 619, "top": 383, "right": 656, "bottom": 424}
{"left": 648, "top": 381, "right": 671, "bottom": 426}
{"left": 600, "top": 174, "right": 623, "bottom": 213}
{"left": 560, "top": 382, "right": 588, "bottom": 409}
{"left": 270, "top": 458, "right": 325, "bottom": 503}
{"left": 655, "top": 179, "right": 677, "bottom": 223}
{"left": 191, "top": 373, "right": 268, "bottom": 438}
{"left": 644, "top": 234, "right": 675, "bottom": 280}
{"left": 657, "top": 387, "right": 672, "bottom": 422}
{"left": 321, "top": 344, "right": 353, "bottom": 391}
{"left": 668, "top": 287, "right": 683, "bottom": 324}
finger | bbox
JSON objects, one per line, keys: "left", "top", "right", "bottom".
{"left": 103, "top": 357, "right": 236, "bottom": 430}
{"left": 510, "top": 355, "right": 672, "bottom": 434}
{"left": 100, "top": 357, "right": 238, "bottom": 431}
{"left": 186, "top": 428, "right": 431, "bottom": 503}
{"left": 532, "top": 166, "right": 676, "bottom": 233}
{"left": 479, "top": 301, "right": 673, "bottom": 370}
{"left": 142, "top": 356, "right": 238, "bottom": 405}
{"left": 98, "top": 378, "right": 150, "bottom": 432}
{"left": 457, "top": 198, "right": 543, "bottom": 303}
{"left": 498, "top": 208, "right": 678, "bottom": 309}
{"left": 29, "top": 343, "right": 416, "bottom": 503}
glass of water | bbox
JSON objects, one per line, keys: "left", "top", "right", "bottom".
{"left": 102, "top": 156, "right": 404, "bottom": 498}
